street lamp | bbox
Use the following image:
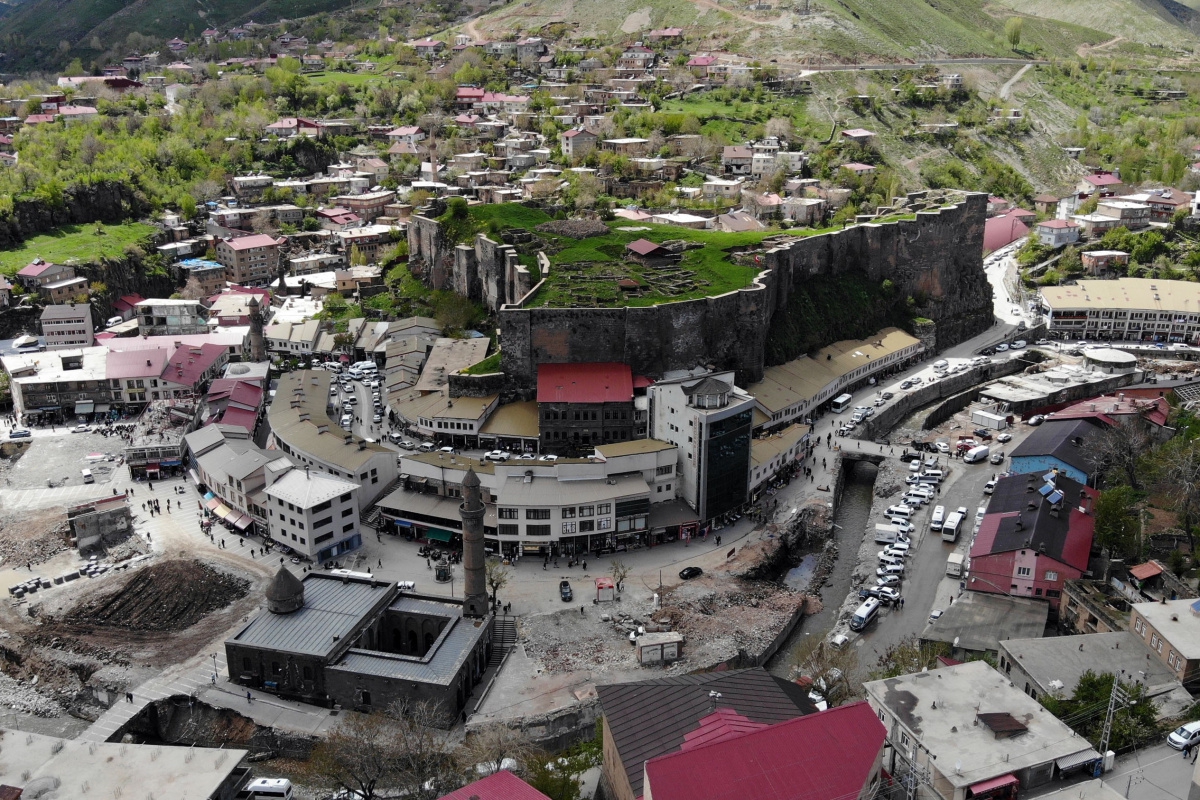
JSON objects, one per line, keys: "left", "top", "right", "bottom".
{"left": 210, "top": 652, "right": 219, "bottom": 683}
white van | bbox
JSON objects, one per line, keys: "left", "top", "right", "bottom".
{"left": 921, "top": 469, "right": 945, "bottom": 482}
{"left": 340, "top": 414, "right": 353, "bottom": 428}
{"left": 81, "top": 469, "right": 94, "bottom": 484}
{"left": 933, "top": 359, "right": 949, "bottom": 371}
{"left": 964, "top": 445, "right": 990, "bottom": 464}
{"left": 874, "top": 523, "right": 905, "bottom": 544}
{"left": 850, "top": 598, "right": 881, "bottom": 631}
{"left": 246, "top": 778, "right": 294, "bottom": 800}
{"left": 885, "top": 504, "right": 914, "bottom": 519}
{"left": 930, "top": 505, "right": 946, "bottom": 530}
{"left": 347, "top": 367, "right": 364, "bottom": 380}
{"left": 418, "top": 441, "right": 437, "bottom": 452}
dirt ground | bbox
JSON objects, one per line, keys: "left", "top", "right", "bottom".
{"left": 0, "top": 430, "right": 124, "bottom": 489}
{"left": 0, "top": 508, "right": 71, "bottom": 569}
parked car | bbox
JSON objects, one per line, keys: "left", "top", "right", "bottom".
{"left": 438, "top": 446, "right": 455, "bottom": 454}
{"left": 995, "top": 343, "right": 1009, "bottom": 352}
{"left": 400, "top": 440, "right": 416, "bottom": 450}
{"left": 372, "top": 413, "right": 383, "bottom": 423}
{"left": 928, "top": 609, "right": 944, "bottom": 624}
{"left": 881, "top": 392, "right": 894, "bottom": 400}
{"left": 972, "top": 428, "right": 993, "bottom": 441}
{"left": 1011, "top": 340, "right": 1027, "bottom": 349}
{"left": 8, "top": 429, "right": 31, "bottom": 439}
{"left": 876, "top": 574, "right": 902, "bottom": 587}
{"left": 559, "top": 580, "right": 573, "bottom": 602}
{"left": 538, "top": 454, "right": 558, "bottom": 462}
{"left": 1027, "top": 415, "right": 1045, "bottom": 426}
{"left": 1168, "top": 721, "right": 1200, "bottom": 750}
{"left": 996, "top": 432, "right": 1012, "bottom": 443}
{"left": 484, "top": 450, "right": 511, "bottom": 461}
{"left": 989, "top": 450, "right": 1005, "bottom": 465}
{"left": 679, "top": 566, "right": 703, "bottom": 580}
{"left": 900, "top": 380, "right": 913, "bottom": 389}
{"left": 72, "top": 423, "right": 90, "bottom": 433}
{"left": 984, "top": 477, "right": 998, "bottom": 495}
{"left": 935, "top": 441, "right": 950, "bottom": 453}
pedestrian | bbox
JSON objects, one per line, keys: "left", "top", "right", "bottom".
{"left": 1186, "top": 744, "right": 1192, "bottom": 760}
{"left": 583, "top": 560, "right": 587, "bottom": 569}
{"left": 239, "top": 538, "right": 243, "bottom": 547}
{"left": 142, "top": 502, "right": 146, "bottom": 511}
{"left": 246, "top": 691, "right": 253, "bottom": 704}
{"left": 149, "top": 481, "right": 153, "bottom": 491}
{"left": 1193, "top": 747, "right": 1198, "bottom": 765}
{"left": 167, "top": 499, "right": 170, "bottom": 510}
{"left": 581, "top": 606, "right": 585, "bottom": 616}
{"left": 900, "top": 597, "right": 904, "bottom": 608}
{"left": 378, "top": 559, "right": 382, "bottom": 567}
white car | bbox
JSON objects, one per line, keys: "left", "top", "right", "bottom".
{"left": 484, "top": 450, "right": 512, "bottom": 461}
{"left": 372, "top": 413, "right": 382, "bottom": 423}
{"left": 996, "top": 433, "right": 1012, "bottom": 443}
{"left": 72, "top": 423, "right": 90, "bottom": 433}
{"left": 886, "top": 541, "right": 911, "bottom": 557}
{"left": 1168, "top": 721, "right": 1200, "bottom": 750}
{"left": 400, "top": 440, "right": 416, "bottom": 450}
{"left": 876, "top": 574, "right": 902, "bottom": 587}
{"left": 538, "top": 454, "right": 558, "bottom": 462}
{"left": 929, "top": 609, "right": 944, "bottom": 624}
{"left": 1011, "top": 340, "right": 1027, "bottom": 349}
{"left": 909, "top": 460, "right": 922, "bottom": 472}
{"left": 935, "top": 441, "right": 950, "bottom": 453}
{"left": 995, "top": 343, "right": 1009, "bottom": 352}
{"left": 438, "top": 446, "right": 455, "bottom": 455}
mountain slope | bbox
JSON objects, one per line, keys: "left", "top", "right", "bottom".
{"left": 993, "top": 0, "right": 1200, "bottom": 46}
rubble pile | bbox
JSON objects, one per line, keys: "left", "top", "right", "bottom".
{"left": 654, "top": 581, "right": 803, "bottom": 666}
{"left": 520, "top": 608, "right": 637, "bottom": 673}
{"left": 64, "top": 560, "right": 250, "bottom": 632}
{"left": 0, "top": 511, "right": 70, "bottom": 568}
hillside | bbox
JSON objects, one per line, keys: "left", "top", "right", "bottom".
{"left": 460, "top": 0, "right": 1198, "bottom": 61}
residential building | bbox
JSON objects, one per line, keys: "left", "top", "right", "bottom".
{"left": 338, "top": 225, "right": 397, "bottom": 262}
{"left": 1130, "top": 598, "right": 1200, "bottom": 687}
{"left": 14, "top": 258, "right": 73, "bottom": 291}
{"left": 918, "top": 592, "right": 1048, "bottom": 661}
{"left": 215, "top": 234, "right": 285, "bottom": 284}
{"left": 537, "top": 362, "right": 636, "bottom": 454}
{"left": 204, "top": 377, "right": 265, "bottom": 433}
{"left": 840, "top": 128, "right": 876, "bottom": 143}
{"left": 749, "top": 424, "right": 807, "bottom": 494}
{"left": 648, "top": 373, "right": 756, "bottom": 523}
{"left": 268, "top": 370, "right": 399, "bottom": 506}
{"left": 1035, "top": 219, "right": 1080, "bottom": 248}
{"left": 1007, "top": 418, "right": 1103, "bottom": 485}
{"left": 265, "top": 465, "right": 361, "bottom": 560}
{"left": 40, "top": 274, "right": 89, "bottom": 304}
{"left": 1060, "top": 579, "right": 1130, "bottom": 635}
{"left": 1040, "top": 277, "right": 1200, "bottom": 344}
{"left": 1076, "top": 171, "right": 1124, "bottom": 196}
{"left": 968, "top": 471, "right": 1096, "bottom": 610}
{"left": 441, "top": 772, "right": 551, "bottom": 800}
{"left": 379, "top": 438, "right": 679, "bottom": 556}
{"left": 333, "top": 190, "right": 397, "bottom": 222}
{"left": 560, "top": 128, "right": 598, "bottom": 160}
{"left": 40, "top": 303, "right": 93, "bottom": 350}
{"left": 136, "top": 298, "right": 209, "bottom": 336}
{"left": 186, "top": 424, "right": 288, "bottom": 534}
{"left": 1080, "top": 250, "right": 1129, "bottom": 275}
{"left": 642, "top": 702, "right": 886, "bottom": 800}
{"left": 179, "top": 259, "right": 228, "bottom": 295}
{"left": 864, "top": 662, "right": 1101, "bottom": 800}
{"left": 161, "top": 342, "right": 230, "bottom": 397}
{"left": 225, "top": 571, "right": 489, "bottom": 726}
{"left": 597, "top": 668, "right": 818, "bottom": 800}
{"left": 721, "top": 145, "right": 752, "bottom": 176}
{"left": 1095, "top": 199, "right": 1150, "bottom": 229}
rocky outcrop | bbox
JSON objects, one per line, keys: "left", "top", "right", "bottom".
{"left": 0, "top": 181, "right": 151, "bottom": 250}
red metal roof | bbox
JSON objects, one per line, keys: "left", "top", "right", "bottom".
{"left": 163, "top": 342, "right": 226, "bottom": 387}
{"left": 680, "top": 708, "right": 768, "bottom": 751}
{"left": 1129, "top": 561, "right": 1164, "bottom": 580}
{"left": 537, "top": 362, "right": 633, "bottom": 404}
{"left": 626, "top": 239, "right": 665, "bottom": 256}
{"left": 438, "top": 771, "right": 551, "bottom": 800}
{"left": 219, "top": 406, "right": 259, "bottom": 433}
{"left": 643, "top": 701, "right": 885, "bottom": 800}
{"left": 984, "top": 216, "right": 1029, "bottom": 253}
{"left": 223, "top": 233, "right": 282, "bottom": 251}
{"left": 969, "top": 774, "right": 1019, "bottom": 795}
{"left": 1038, "top": 219, "right": 1078, "bottom": 229}
{"left": 1084, "top": 173, "right": 1122, "bottom": 186}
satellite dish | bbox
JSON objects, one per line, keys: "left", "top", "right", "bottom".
{"left": 954, "top": 637, "right": 960, "bottom": 647}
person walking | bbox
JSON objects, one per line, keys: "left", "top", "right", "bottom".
{"left": 246, "top": 691, "right": 253, "bottom": 704}
{"left": 1185, "top": 743, "right": 1192, "bottom": 760}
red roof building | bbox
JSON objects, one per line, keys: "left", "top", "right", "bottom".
{"left": 537, "top": 362, "right": 634, "bottom": 404}
{"left": 983, "top": 215, "right": 1030, "bottom": 254}
{"left": 113, "top": 293, "right": 146, "bottom": 317}
{"left": 438, "top": 771, "right": 550, "bottom": 800}
{"left": 161, "top": 343, "right": 230, "bottom": 395}
{"left": 643, "top": 701, "right": 886, "bottom": 800}
{"left": 537, "top": 362, "right": 636, "bottom": 452}
{"left": 1048, "top": 394, "right": 1170, "bottom": 430}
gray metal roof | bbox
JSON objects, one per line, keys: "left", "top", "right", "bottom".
{"left": 329, "top": 599, "right": 488, "bottom": 685}
{"left": 228, "top": 574, "right": 395, "bottom": 658}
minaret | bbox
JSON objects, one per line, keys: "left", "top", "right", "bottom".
{"left": 460, "top": 468, "right": 488, "bottom": 617}
{"left": 247, "top": 295, "right": 266, "bottom": 363}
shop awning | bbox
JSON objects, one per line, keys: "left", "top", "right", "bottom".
{"left": 203, "top": 491, "right": 215, "bottom": 500}
{"left": 1055, "top": 749, "right": 1101, "bottom": 771}
{"left": 213, "top": 505, "right": 232, "bottom": 520}
{"left": 75, "top": 401, "right": 94, "bottom": 414}
{"left": 206, "top": 498, "right": 222, "bottom": 510}
{"left": 161, "top": 459, "right": 181, "bottom": 467}
{"left": 426, "top": 529, "right": 454, "bottom": 542}
{"left": 968, "top": 775, "right": 1018, "bottom": 797}
{"left": 95, "top": 404, "right": 111, "bottom": 413}
{"left": 232, "top": 513, "right": 254, "bottom": 530}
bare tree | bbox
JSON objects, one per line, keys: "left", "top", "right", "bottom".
{"left": 790, "top": 635, "right": 860, "bottom": 706}
{"left": 177, "top": 275, "right": 207, "bottom": 301}
{"left": 1083, "top": 422, "right": 1152, "bottom": 489}
{"left": 485, "top": 560, "right": 510, "bottom": 607}
{"left": 610, "top": 559, "right": 630, "bottom": 591}
{"left": 1156, "top": 438, "right": 1200, "bottom": 535}
{"left": 456, "top": 723, "right": 536, "bottom": 777}
{"left": 763, "top": 116, "right": 794, "bottom": 141}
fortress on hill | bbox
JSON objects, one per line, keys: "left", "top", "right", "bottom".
{"left": 408, "top": 193, "right": 991, "bottom": 387}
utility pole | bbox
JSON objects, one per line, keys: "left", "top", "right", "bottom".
{"left": 1099, "top": 675, "right": 1130, "bottom": 757}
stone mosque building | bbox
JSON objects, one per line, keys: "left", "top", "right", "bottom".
{"left": 224, "top": 470, "right": 493, "bottom": 725}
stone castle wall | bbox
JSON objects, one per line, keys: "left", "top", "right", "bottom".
{"left": 498, "top": 193, "right": 991, "bottom": 388}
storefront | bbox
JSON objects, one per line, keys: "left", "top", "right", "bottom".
{"left": 967, "top": 774, "right": 1019, "bottom": 800}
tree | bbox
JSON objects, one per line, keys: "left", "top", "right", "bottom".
{"left": 1083, "top": 422, "right": 1152, "bottom": 489}
{"left": 1093, "top": 485, "right": 1140, "bottom": 560}
{"left": 764, "top": 116, "right": 794, "bottom": 142}
{"left": 333, "top": 332, "right": 355, "bottom": 353}
{"left": 303, "top": 701, "right": 457, "bottom": 800}
{"left": 350, "top": 244, "right": 367, "bottom": 267}
{"left": 485, "top": 560, "right": 511, "bottom": 607}
{"left": 1004, "top": 17, "right": 1023, "bottom": 51}
{"left": 1041, "top": 671, "right": 1157, "bottom": 752}
{"left": 1154, "top": 437, "right": 1200, "bottom": 535}
{"left": 456, "top": 723, "right": 535, "bottom": 776}
{"left": 789, "top": 635, "right": 860, "bottom": 706}
{"left": 869, "top": 634, "right": 947, "bottom": 680}
{"left": 610, "top": 559, "right": 630, "bottom": 591}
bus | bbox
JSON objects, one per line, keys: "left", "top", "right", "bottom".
{"left": 831, "top": 394, "right": 853, "bottom": 414}
{"left": 942, "top": 511, "right": 964, "bottom": 543}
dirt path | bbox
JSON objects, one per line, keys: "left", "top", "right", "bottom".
{"left": 999, "top": 63, "right": 1031, "bottom": 100}
{"left": 679, "top": 0, "right": 786, "bottom": 26}
{"left": 1077, "top": 35, "right": 1124, "bottom": 58}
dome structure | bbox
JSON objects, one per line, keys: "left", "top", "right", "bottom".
{"left": 266, "top": 567, "right": 305, "bottom": 614}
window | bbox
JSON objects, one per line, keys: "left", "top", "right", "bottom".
{"left": 315, "top": 532, "right": 334, "bottom": 544}
{"left": 1016, "top": 567, "right": 1031, "bottom": 577}
{"left": 562, "top": 522, "right": 576, "bottom": 534}
{"left": 578, "top": 505, "right": 594, "bottom": 517}
{"left": 499, "top": 508, "right": 518, "bottom": 519}
{"left": 1135, "top": 618, "right": 1145, "bottom": 634}
{"left": 597, "top": 503, "right": 611, "bottom": 515}
{"left": 340, "top": 492, "right": 352, "bottom": 502}
{"left": 526, "top": 509, "right": 551, "bottom": 520}
{"left": 579, "top": 520, "right": 595, "bottom": 532}
{"left": 313, "top": 500, "right": 332, "bottom": 512}
{"left": 499, "top": 524, "right": 519, "bottom": 536}
{"left": 342, "top": 508, "right": 353, "bottom": 518}
{"left": 1044, "top": 570, "right": 1059, "bottom": 581}
{"left": 656, "top": 465, "right": 674, "bottom": 475}
{"left": 526, "top": 524, "right": 551, "bottom": 536}
{"left": 343, "top": 522, "right": 355, "bottom": 532}
{"left": 597, "top": 517, "right": 612, "bottom": 530}
{"left": 1151, "top": 634, "right": 1160, "bottom": 649}
{"left": 562, "top": 507, "right": 576, "bottom": 519}
{"left": 271, "top": 661, "right": 281, "bottom": 675}
{"left": 314, "top": 516, "right": 332, "bottom": 528}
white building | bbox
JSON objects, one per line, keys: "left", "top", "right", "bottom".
{"left": 264, "top": 464, "right": 361, "bottom": 561}
{"left": 40, "top": 303, "right": 93, "bottom": 350}
{"left": 1040, "top": 277, "right": 1200, "bottom": 344}
{"left": 648, "top": 372, "right": 757, "bottom": 523}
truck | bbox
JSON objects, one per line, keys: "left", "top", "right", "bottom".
{"left": 874, "top": 523, "right": 905, "bottom": 544}
{"left": 963, "top": 445, "right": 990, "bottom": 464}
{"left": 942, "top": 511, "right": 964, "bottom": 542}
{"left": 946, "top": 552, "right": 965, "bottom": 578}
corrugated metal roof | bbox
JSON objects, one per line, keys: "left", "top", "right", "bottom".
{"left": 536, "top": 362, "right": 633, "bottom": 404}
{"left": 597, "top": 667, "right": 817, "bottom": 798}
{"left": 439, "top": 771, "right": 550, "bottom": 800}
{"left": 229, "top": 574, "right": 394, "bottom": 658}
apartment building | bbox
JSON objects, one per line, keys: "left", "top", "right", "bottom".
{"left": 265, "top": 465, "right": 362, "bottom": 561}
{"left": 40, "top": 303, "right": 93, "bottom": 350}
{"left": 136, "top": 299, "right": 209, "bottom": 336}
{"left": 215, "top": 234, "right": 284, "bottom": 285}
{"left": 1130, "top": 598, "right": 1200, "bottom": 686}
{"left": 1040, "top": 277, "right": 1200, "bottom": 344}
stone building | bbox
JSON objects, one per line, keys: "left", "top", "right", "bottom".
{"left": 537, "top": 362, "right": 636, "bottom": 454}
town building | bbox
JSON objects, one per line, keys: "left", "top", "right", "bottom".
{"left": 186, "top": 424, "right": 288, "bottom": 535}
{"left": 968, "top": 471, "right": 1096, "bottom": 610}
{"left": 1080, "top": 250, "right": 1129, "bottom": 275}
{"left": 1076, "top": 172, "right": 1124, "bottom": 196}
{"left": 67, "top": 494, "right": 134, "bottom": 552}
{"left": 918, "top": 592, "right": 1048, "bottom": 660}
{"left": 40, "top": 302, "right": 93, "bottom": 350}
{"left": 648, "top": 373, "right": 757, "bottom": 523}
{"left": 864, "top": 661, "right": 1101, "bottom": 800}
{"left": 1007, "top": 418, "right": 1103, "bottom": 485}
{"left": 1130, "top": 598, "right": 1200, "bottom": 687}
{"left": 204, "top": 377, "right": 265, "bottom": 433}
{"left": 597, "top": 667, "right": 818, "bottom": 800}
{"left": 215, "top": 234, "right": 285, "bottom": 285}
{"left": 136, "top": 298, "right": 209, "bottom": 336}
{"left": 441, "top": 771, "right": 551, "bottom": 800}
{"left": 560, "top": 128, "right": 598, "bottom": 160}
{"left": 268, "top": 370, "right": 399, "bottom": 506}
{"left": 14, "top": 258, "right": 74, "bottom": 291}
{"left": 1040, "top": 278, "right": 1200, "bottom": 344}
{"left": 264, "top": 465, "right": 361, "bottom": 560}
{"left": 997, "top": 632, "right": 1193, "bottom": 714}
{"left": 1035, "top": 219, "right": 1080, "bottom": 248}
{"left": 179, "top": 259, "right": 229, "bottom": 295}
{"left": 537, "top": 362, "right": 636, "bottom": 454}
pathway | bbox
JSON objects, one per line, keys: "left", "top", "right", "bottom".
{"left": 999, "top": 63, "right": 1032, "bottom": 100}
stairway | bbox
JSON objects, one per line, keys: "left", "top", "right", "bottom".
{"left": 490, "top": 615, "right": 518, "bottom": 664}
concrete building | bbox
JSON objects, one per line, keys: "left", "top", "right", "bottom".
{"left": 864, "top": 661, "right": 1100, "bottom": 800}
{"left": 14, "top": 258, "right": 73, "bottom": 291}
{"left": 1036, "top": 219, "right": 1080, "bottom": 248}
{"left": 186, "top": 424, "right": 290, "bottom": 535}
{"left": 41, "top": 274, "right": 89, "bottom": 304}
{"left": 135, "top": 298, "right": 209, "bottom": 336}
{"left": 561, "top": 128, "right": 598, "bottom": 160}
{"left": 648, "top": 372, "right": 756, "bottom": 523}
{"left": 1007, "top": 418, "right": 1102, "bottom": 485}
{"left": 537, "top": 362, "right": 637, "bottom": 454}
{"left": 1130, "top": 598, "right": 1200, "bottom": 687}
{"left": 40, "top": 302, "right": 93, "bottom": 350}
{"left": 215, "top": 234, "right": 284, "bottom": 285}
{"left": 268, "top": 370, "right": 399, "bottom": 506}
{"left": 1040, "top": 278, "right": 1200, "bottom": 344}
{"left": 919, "top": 592, "right": 1048, "bottom": 660}
{"left": 997, "top": 632, "right": 1193, "bottom": 715}
{"left": 264, "top": 465, "right": 361, "bottom": 561}
{"left": 67, "top": 494, "right": 133, "bottom": 553}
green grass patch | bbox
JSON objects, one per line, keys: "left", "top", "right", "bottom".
{"left": 0, "top": 223, "right": 156, "bottom": 275}
{"left": 461, "top": 351, "right": 502, "bottom": 375}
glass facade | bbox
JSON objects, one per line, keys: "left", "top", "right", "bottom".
{"left": 704, "top": 409, "right": 752, "bottom": 520}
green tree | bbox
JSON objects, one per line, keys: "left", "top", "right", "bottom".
{"left": 1041, "top": 671, "right": 1157, "bottom": 752}
{"left": 1093, "top": 486, "right": 1140, "bottom": 560}
{"left": 1004, "top": 17, "right": 1023, "bottom": 51}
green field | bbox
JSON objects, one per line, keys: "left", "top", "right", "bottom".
{"left": 0, "top": 223, "right": 156, "bottom": 275}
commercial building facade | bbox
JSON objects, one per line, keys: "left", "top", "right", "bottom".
{"left": 1040, "top": 278, "right": 1200, "bottom": 343}
{"left": 265, "top": 466, "right": 362, "bottom": 561}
